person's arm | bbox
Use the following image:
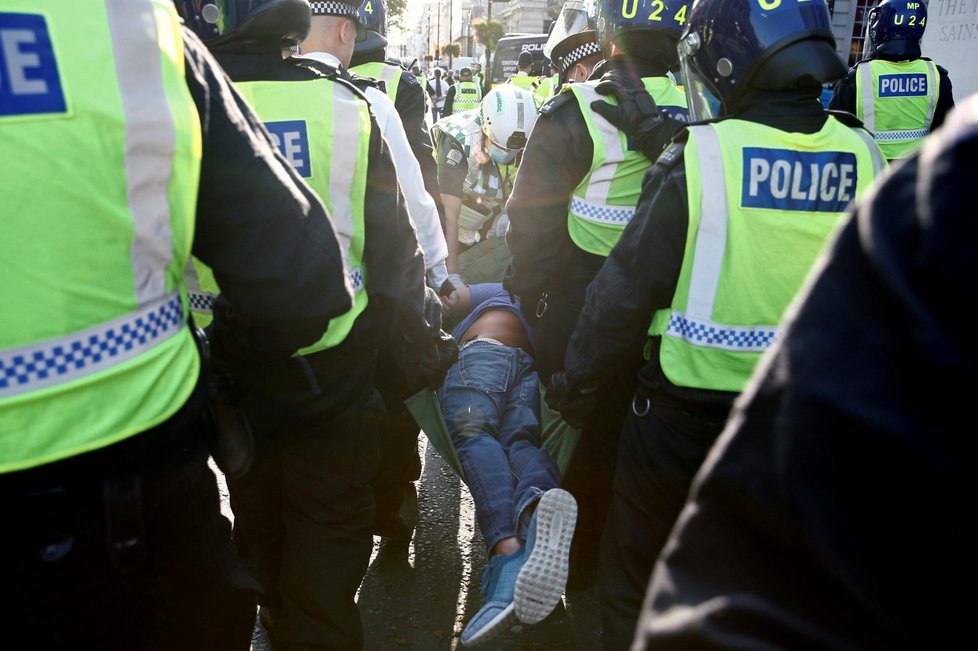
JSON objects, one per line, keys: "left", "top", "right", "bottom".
{"left": 368, "top": 87, "right": 449, "bottom": 289}
{"left": 563, "top": 142, "right": 690, "bottom": 391}
{"left": 503, "top": 97, "right": 593, "bottom": 309}
{"left": 434, "top": 131, "right": 470, "bottom": 279}
{"left": 932, "top": 65, "right": 955, "bottom": 130}
{"left": 828, "top": 68, "right": 858, "bottom": 115}
{"left": 394, "top": 74, "right": 444, "bottom": 226}
{"left": 359, "top": 102, "right": 429, "bottom": 346}
{"left": 442, "top": 86, "right": 456, "bottom": 118}
{"left": 182, "top": 28, "right": 352, "bottom": 356}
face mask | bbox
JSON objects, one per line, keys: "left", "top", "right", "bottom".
{"left": 488, "top": 143, "right": 519, "bottom": 165}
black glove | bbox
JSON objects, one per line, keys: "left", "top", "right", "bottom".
{"left": 589, "top": 70, "right": 668, "bottom": 161}
{"left": 546, "top": 372, "right": 597, "bottom": 430}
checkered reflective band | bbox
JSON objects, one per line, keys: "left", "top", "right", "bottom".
{"left": 570, "top": 196, "right": 635, "bottom": 225}
{"left": 874, "top": 128, "right": 929, "bottom": 142}
{"left": 188, "top": 290, "right": 216, "bottom": 314}
{"left": 560, "top": 42, "right": 601, "bottom": 73}
{"left": 0, "top": 292, "right": 185, "bottom": 399}
{"left": 665, "top": 312, "right": 779, "bottom": 352}
{"left": 350, "top": 267, "right": 365, "bottom": 292}
{"left": 310, "top": 1, "right": 359, "bottom": 17}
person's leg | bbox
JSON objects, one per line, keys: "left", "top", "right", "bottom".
{"left": 275, "top": 361, "right": 382, "bottom": 650}
{"left": 598, "top": 401, "right": 725, "bottom": 651}
{"left": 439, "top": 342, "right": 519, "bottom": 554}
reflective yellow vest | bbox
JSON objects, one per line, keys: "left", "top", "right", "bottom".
{"left": 855, "top": 58, "right": 939, "bottom": 160}
{"left": 534, "top": 74, "right": 559, "bottom": 105}
{"left": 648, "top": 118, "right": 886, "bottom": 392}
{"left": 190, "top": 77, "right": 371, "bottom": 354}
{"left": 1, "top": 0, "right": 202, "bottom": 472}
{"left": 508, "top": 73, "right": 538, "bottom": 92}
{"left": 567, "top": 77, "right": 688, "bottom": 256}
{"left": 351, "top": 61, "right": 403, "bottom": 104}
{"left": 452, "top": 80, "right": 483, "bottom": 113}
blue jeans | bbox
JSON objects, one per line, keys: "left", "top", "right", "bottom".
{"left": 438, "top": 340, "right": 561, "bottom": 553}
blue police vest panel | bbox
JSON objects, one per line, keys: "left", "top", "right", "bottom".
{"left": 742, "top": 148, "right": 858, "bottom": 213}
{"left": 0, "top": 13, "right": 67, "bottom": 117}
{"left": 878, "top": 73, "right": 928, "bottom": 97}
{"left": 264, "top": 120, "right": 311, "bottom": 177}
{"left": 659, "top": 105, "right": 689, "bottom": 122}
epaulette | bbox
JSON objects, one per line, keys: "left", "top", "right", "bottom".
{"left": 539, "top": 91, "right": 574, "bottom": 117}
{"left": 653, "top": 134, "right": 687, "bottom": 173}
{"left": 826, "top": 109, "right": 865, "bottom": 129}
{"left": 294, "top": 58, "right": 373, "bottom": 104}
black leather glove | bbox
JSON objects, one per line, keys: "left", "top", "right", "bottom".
{"left": 546, "top": 371, "right": 597, "bottom": 430}
{"left": 589, "top": 70, "right": 668, "bottom": 161}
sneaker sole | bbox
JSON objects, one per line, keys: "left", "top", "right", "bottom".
{"left": 461, "top": 601, "right": 515, "bottom": 647}
{"left": 514, "top": 488, "right": 578, "bottom": 624}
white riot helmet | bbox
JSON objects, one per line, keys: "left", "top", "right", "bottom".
{"left": 480, "top": 85, "right": 539, "bottom": 165}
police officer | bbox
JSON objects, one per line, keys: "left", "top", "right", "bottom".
{"left": 546, "top": 0, "right": 886, "bottom": 647}
{"left": 472, "top": 61, "right": 486, "bottom": 92}
{"left": 433, "top": 85, "right": 539, "bottom": 287}
{"left": 303, "top": 0, "right": 451, "bottom": 542}
{"left": 442, "top": 66, "right": 483, "bottom": 117}
{"left": 830, "top": 0, "right": 954, "bottom": 161}
{"left": 504, "top": 0, "right": 690, "bottom": 591}
{"left": 349, "top": 0, "right": 445, "bottom": 234}
{"left": 1, "top": 0, "right": 353, "bottom": 648}
{"left": 635, "top": 94, "right": 976, "bottom": 651}
{"left": 509, "top": 50, "right": 539, "bottom": 91}
{"left": 179, "top": 0, "right": 436, "bottom": 648}
{"left": 535, "top": 0, "right": 603, "bottom": 104}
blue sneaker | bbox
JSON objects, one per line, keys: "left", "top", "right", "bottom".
{"left": 514, "top": 488, "right": 578, "bottom": 624}
{"left": 461, "top": 549, "right": 523, "bottom": 646}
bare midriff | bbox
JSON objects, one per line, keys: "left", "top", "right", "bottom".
{"left": 459, "top": 309, "right": 531, "bottom": 353}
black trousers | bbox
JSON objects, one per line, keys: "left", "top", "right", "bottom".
{"left": 226, "top": 344, "right": 382, "bottom": 651}
{"left": 0, "top": 384, "right": 256, "bottom": 651}
{"left": 370, "top": 362, "right": 422, "bottom": 527}
{"left": 598, "top": 392, "right": 731, "bottom": 651}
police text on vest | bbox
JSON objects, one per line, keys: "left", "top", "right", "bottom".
{"left": 742, "top": 148, "right": 858, "bottom": 213}
{"left": 264, "top": 120, "right": 311, "bottom": 177}
{"left": 0, "top": 13, "right": 66, "bottom": 117}
{"left": 878, "top": 73, "right": 928, "bottom": 97}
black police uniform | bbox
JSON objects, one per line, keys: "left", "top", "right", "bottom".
{"left": 0, "top": 29, "right": 352, "bottom": 651}
{"left": 635, "top": 95, "right": 976, "bottom": 651}
{"left": 830, "top": 52, "right": 954, "bottom": 132}
{"left": 560, "top": 89, "right": 846, "bottom": 650}
{"left": 208, "top": 41, "right": 431, "bottom": 649}
{"left": 504, "top": 55, "right": 686, "bottom": 590}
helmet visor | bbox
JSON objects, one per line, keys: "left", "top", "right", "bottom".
{"left": 679, "top": 32, "right": 722, "bottom": 122}
{"left": 544, "top": 1, "right": 594, "bottom": 58}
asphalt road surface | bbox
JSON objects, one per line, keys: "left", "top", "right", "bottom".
{"left": 215, "top": 435, "right": 603, "bottom": 651}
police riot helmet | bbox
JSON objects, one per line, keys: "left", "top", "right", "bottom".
{"left": 354, "top": 0, "right": 388, "bottom": 53}
{"left": 594, "top": 0, "right": 690, "bottom": 63}
{"left": 175, "top": 0, "right": 311, "bottom": 46}
{"left": 480, "top": 86, "right": 539, "bottom": 165}
{"left": 868, "top": 0, "right": 926, "bottom": 61}
{"left": 679, "top": 0, "right": 846, "bottom": 121}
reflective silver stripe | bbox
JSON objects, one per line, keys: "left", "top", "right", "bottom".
{"left": 924, "top": 59, "right": 938, "bottom": 130}
{"left": 106, "top": 0, "right": 176, "bottom": 306}
{"left": 0, "top": 292, "right": 185, "bottom": 399}
{"left": 664, "top": 312, "right": 779, "bottom": 352}
{"left": 575, "top": 84, "right": 624, "bottom": 206}
{"left": 686, "top": 125, "right": 728, "bottom": 321}
{"left": 853, "top": 128, "right": 886, "bottom": 177}
{"left": 859, "top": 64, "right": 876, "bottom": 131}
{"left": 379, "top": 64, "right": 398, "bottom": 88}
{"left": 329, "top": 86, "right": 363, "bottom": 270}
{"left": 183, "top": 261, "right": 214, "bottom": 314}
{"left": 569, "top": 196, "right": 635, "bottom": 225}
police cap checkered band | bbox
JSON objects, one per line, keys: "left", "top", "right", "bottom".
{"left": 559, "top": 42, "right": 601, "bottom": 73}
{"left": 310, "top": 1, "right": 360, "bottom": 17}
